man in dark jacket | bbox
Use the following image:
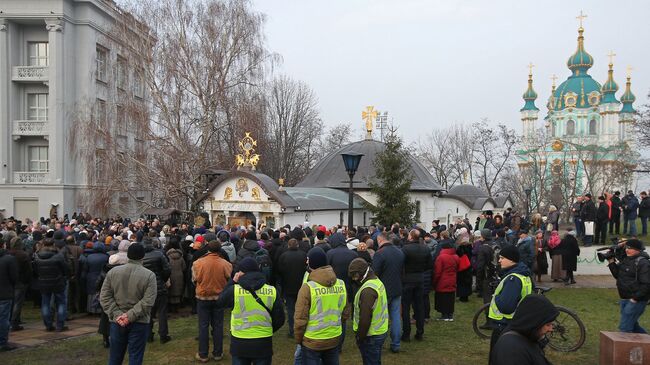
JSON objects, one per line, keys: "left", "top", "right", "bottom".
{"left": 372, "top": 231, "right": 405, "bottom": 353}
{"left": 400, "top": 229, "right": 432, "bottom": 342}
{"left": 581, "top": 193, "right": 597, "bottom": 246}
{"left": 277, "top": 238, "right": 307, "bottom": 337}
{"left": 638, "top": 191, "right": 650, "bottom": 236}
{"left": 476, "top": 229, "right": 496, "bottom": 303}
{"left": 607, "top": 239, "right": 650, "bottom": 333}
{"left": 595, "top": 196, "right": 610, "bottom": 245}
{"left": 491, "top": 294, "right": 558, "bottom": 365}
{"left": 215, "top": 257, "right": 284, "bottom": 364}
{"left": 8, "top": 237, "right": 31, "bottom": 331}
{"left": 34, "top": 238, "right": 69, "bottom": 331}
{"left": 623, "top": 190, "right": 639, "bottom": 236}
{"left": 325, "top": 231, "right": 357, "bottom": 349}
{"left": 142, "top": 239, "right": 172, "bottom": 343}
{"left": 0, "top": 236, "right": 18, "bottom": 351}
{"left": 610, "top": 191, "right": 623, "bottom": 235}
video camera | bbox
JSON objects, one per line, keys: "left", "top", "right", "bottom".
{"left": 596, "top": 237, "right": 627, "bottom": 262}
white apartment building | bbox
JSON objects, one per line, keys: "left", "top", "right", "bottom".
{"left": 0, "top": 0, "right": 149, "bottom": 222}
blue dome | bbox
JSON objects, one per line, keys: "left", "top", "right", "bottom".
{"left": 567, "top": 28, "right": 593, "bottom": 75}
{"left": 552, "top": 75, "right": 601, "bottom": 110}
{"left": 521, "top": 72, "right": 539, "bottom": 111}
{"left": 620, "top": 76, "right": 636, "bottom": 113}
{"left": 601, "top": 64, "right": 619, "bottom": 104}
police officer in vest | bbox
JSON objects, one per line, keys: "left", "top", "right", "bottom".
{"left": 487, "top": 245, "right": 533, "bottom": 364}
{"left": 215, "top": 257, "right": 285, "bottom": 364}
{"left": 348, "top": 258, "right": 388, "bottom": 365}
{"left": 295, "top": 247, "right": 349, "bottom": 365}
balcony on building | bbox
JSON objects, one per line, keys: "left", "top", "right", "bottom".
{"left": 12, "top": 65, "right": 49, "bottom": 83}
{"left": 12, "top": 120, "right": 49, "bottom": 140}
{"left": 13, "top": 171, "right": 50, "bottom": 184}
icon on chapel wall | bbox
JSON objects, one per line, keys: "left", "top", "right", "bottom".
{"left": 252, "top": 187, "right": 261, "bottom": 201}
{"left": 224, "top": 187, "right": 233, "bottom": 200}
{"left": 236, "top": 178, "right": 249, "bottom": 197}
{"left": 235, "top": 132, "right": 260, "bottom": 170}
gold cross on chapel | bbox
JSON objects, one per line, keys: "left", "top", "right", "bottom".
{"left": 576, "top": 11, "right": 587, "bottom": 28}
{"left": 527, "top": 62, "right": 535, "bottom": 76}
{"left": 362, "top": 106, "right": 378, "bottom": 136}
{"left": 607, "top": 51, "right": 616, "bottom": 65}
{"left": 550, "top": 74, "right": 558, "bottom": 88}
{"left": 626, "top": 65, "right": 634, "bottom": 78}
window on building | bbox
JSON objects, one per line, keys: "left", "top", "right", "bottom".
{"left": 95, "top": 149, "right": 107, "bottom": 183}
{"left": 28, "top": 42, "right": 49, "bottom": 66}
{"left": 96, "top": 46, "right": 108, "bottom": 82}
{"left": 134, "top": 138, "right": 145, "bottom": 162}
{"left": 28, "top": 146, "right": 48, "bottom": 172}
{"left": 415, "top": 200, "right": 421, "bottom": 222}
{"left": 133, "top": 69, "right": 144, "bottom": 98}
{"left": 566, "top": 120, "right": 575, "bottom": 135}
{"left": 116, "top": 104, "right": 127, "bottom": 136}
{"left": 116, "top": 56, "right": 128, "bottom": 90}
{"left": 95, "top": 99, "right": 107, "bottom": 127}
{"left": 27, "top": 94, "right": 48, "bottom": 120}
{"left": 589, "top": 119, "right": 597, "bottom": 135}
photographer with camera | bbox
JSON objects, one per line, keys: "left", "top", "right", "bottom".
{"left": 606, "top": 239, "right": 650, "bottom": 333}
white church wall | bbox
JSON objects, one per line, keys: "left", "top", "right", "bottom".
{"left": 434, "top": 197, "right": 472, "bottom": 227}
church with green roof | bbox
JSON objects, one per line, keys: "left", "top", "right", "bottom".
{"left": 516, "top": 14, "right": 638, "bottom": 210}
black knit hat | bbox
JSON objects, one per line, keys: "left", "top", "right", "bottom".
{"left": 127, "top": 243, "right": 145, "bottom": 260}
{"left": 499, "top": 245, "right": 520, "bottom": 263}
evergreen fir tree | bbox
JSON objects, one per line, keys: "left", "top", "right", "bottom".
{"left": 367, "top": 130, "right": 416, "bottom": 226}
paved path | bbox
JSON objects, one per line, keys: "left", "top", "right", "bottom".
{"left": 9, "top": 314, "right": 99, "bottom": 349}
{"left": 538, "top": 274, "right": 616, "bottom": 289}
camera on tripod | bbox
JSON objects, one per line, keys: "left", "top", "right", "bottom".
{"left": 596, "top": 237, "right": 627, "bottom": 262}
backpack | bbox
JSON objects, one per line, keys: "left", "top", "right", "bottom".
{"left": 254, "top": 248, "right": 272, "bottom": 282}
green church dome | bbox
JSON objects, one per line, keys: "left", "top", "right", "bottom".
{"left": 601, "top": 63, "right": 619, "bottom": 104}
{"left": 621, "top": 75, "right": 636, "bottom": 113}
{"left": 567, "top": 27, "right": 593, "bottom": 75}
{"left": 521, "top": 71, "right": 539, "bottom": 111}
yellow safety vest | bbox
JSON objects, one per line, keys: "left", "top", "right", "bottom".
{"left": 353, "top": 278, "right": 388, "bottom": 336}
{"left": 231, "top": 283, "right": 276, "bottom": 339}
{"left": 488, "top": 273, "right": 532, "bottom": 321}
{"left": 304, "top": 279, "right": 347, "bottom": 340}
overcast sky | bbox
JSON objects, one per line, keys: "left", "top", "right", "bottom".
{"left": 252, "top": 0, "right": 649, "bottom": 143}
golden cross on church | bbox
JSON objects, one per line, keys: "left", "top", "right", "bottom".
{"left": 362, "top": 106, "right": 378, "bottom": 136}
{"left": 527, "top": 62, "right": 535, "bottom": 76}
{"left": 626, "top": 65, "right": 634, "bottom": 78}
{"left": 550, "top": 74, "right": 558, "bottom": 88}
{"left": 607, "top": 50, "right": 616, "bottom": 65}
{"left": 576, "top": 10, "right": 587, "bottom": 28}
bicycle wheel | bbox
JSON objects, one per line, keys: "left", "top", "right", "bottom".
{"left": 547, "top": 306, "right": 586, "bottom": 352}
{"left": 472, "top": 302, "right": 492, "bottom": 339}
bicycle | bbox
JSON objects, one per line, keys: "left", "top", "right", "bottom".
{"left": 471, "top": 286, "right": 586, "bottom": 352}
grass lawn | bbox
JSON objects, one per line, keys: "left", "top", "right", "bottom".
{"left": 3, "top": 287, "right": 646, "bottom": 365}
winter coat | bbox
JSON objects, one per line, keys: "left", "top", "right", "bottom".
{"left": 433, "top": 248, "right": 459, "bottom": 293}
{"left": 547, "top": 210, "right": 560, "bottom": 231}
{"left": 326, "top": 244, "right": 358, "bottom": 299}
{"left": 624, "top": 194, "right": 639, "bottom": 219}
{"left": 0, "top": 249, "right": 18, "bottom": 300}
{"left": 402, "top": 240, "right": 433, "bottom": 284}
{"left": 491, "top": 295, "right": 557, "bottom": 365}
{"left": 34, "top": 247, "right": 69, "bottom": 292}
{"left": 612, "top": 196, "right": 623, "bottom": 218}
{"left": 277, "top": 247, "right": 307, "bottom": 298}
{"left": 8, "top": 242, "right": 31, "bottom": 286}
{"left": 100, "top": 260, "right": 157, "bottom": 324}
{"left": 235, "top": 239, "right": 262, "bottom": 267}
{"left": 639, "top": 197, "right": 650, "bottom": 219}
{"left": 608, "top": 252, "right": 650, "bottom": 301}
{"left": 294, "top": 266, "right": 349, "bottom": 351}
{"left": 492, "top": 262, "right": 533, "bottom": 326}
{"left": 581, "top": 199, "right": 597, "bottom": 221}
{"left": 476, "top": 239, "right": 496, "bottom": 282}
{"left": 516, "top": 236, "right": 535, "bottom": 271}
{"left": 166, "top": 248, "right": 186, "bottom": 302}
{"left": 192, "top": 252, "right": 232, "bottom": 300}
{"left": 220, "top": 241, "right": 236, "bottom": 263}
{"left": 215, "top": 271, "right": 284, "bottom": 359}
{"left": 80, "top": 244, "right": 109, "bottom": 294}
{"left": 372, "top": 242, "right": 405, "bottom": 298}
{"left": 561, "top": 234, "right": 580, "bottom": 272}
{"left": 354, "top": 271, "right": 381, "bottom": 341}
{"left": 597, "top": 202, "right": 610, "bottom": 223}
{"left": 143, "top": 244, "right": 171, "bottom": 295}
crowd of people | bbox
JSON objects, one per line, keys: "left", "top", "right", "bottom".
{"left": 0, "top": 202, "right": 641, "bottom": 364}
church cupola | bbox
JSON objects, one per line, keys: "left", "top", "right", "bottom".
{"left": 601, "top": 53, "right": 620, "bottom": 104}
{"left": 521, "top": 64, "right": 539, "bottom": 112}
{"left": 620, "top": 69, "right": 636, "bottom": 114}
{"left": 567, "top": 14, "right": 593, "bottom": 76}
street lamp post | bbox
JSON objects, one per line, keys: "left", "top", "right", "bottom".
{"left": 524, "top": 187, "right": 532, "bottom": 220}
{"left": 341, "top": 152, "right": 364, "bottom": 230}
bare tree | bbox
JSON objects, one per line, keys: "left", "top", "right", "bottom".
{"left": 470, "top": 120, "right": 518, "bottom": 196}
{"left": 417, "top": 124, "right": 475, "bottom": 189}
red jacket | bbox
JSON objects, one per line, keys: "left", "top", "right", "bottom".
{"left": 433, "top": 248, "right": 460, "bottom": 293}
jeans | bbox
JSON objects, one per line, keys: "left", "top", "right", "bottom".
{"left": 150, "top": 293, "right": 168, "bottom": 338}
{"left": 619, "top": 299, "right": 648, "bottom": 333}
{"left": 401, "top": 282, "right": 424, "bottom": 339}
{"left": 627, "top": 219, "right": 638, "bottom": 236}
{"left": 109, "top": 322, "right": 149, "bottom": 365}
{"left": 196, "top": 299, "right": 224, "bottom": 358}
{"left": 574, "top": 217, "right": 584, "bottom": 237}
{"left": 357, "top": 333, "right": 386, "bottom": 365}
{"left": 0, "top": 299, "right": 12, "bottom": 347}
{"left": 41, "top": 290, "right": 67, "bottom": 330}
{"left": 641, "top": 217, "right": 648, "bottom": 236}
{"left": 302, "top": 345, "right": 339, "bottom": 365}
{"left": 285, "top": 295, "right": 297, "bottom": 336}
{"left": 387, "top": 296, "right": 401, "bottom": 351}
{"left": 294, "top": 345, "right": 303, "bottom": 365}
{"left": 11, "top": 283, "right": 27, "bottom": 328}
{"left": 232, "top": 356, "right": 272, "bottom": 365}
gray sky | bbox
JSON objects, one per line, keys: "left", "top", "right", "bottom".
{"left": 253, "top": 0, "right": 649, "bottom": 142}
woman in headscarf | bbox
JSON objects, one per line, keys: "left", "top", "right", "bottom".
{"left": 533, "top": 230, "right": 548, "bottom": 283}
{"left": 546, "top": 230, "right": 565, "bottom": 282}
{"left": 455, "top": 227, "right": 473, "bottom": 302}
